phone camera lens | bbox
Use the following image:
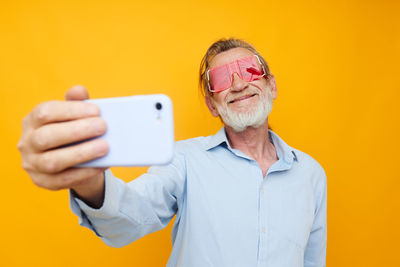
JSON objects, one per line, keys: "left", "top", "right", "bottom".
{"left": 155, "top": 102, "right": 162, "bottom": 110}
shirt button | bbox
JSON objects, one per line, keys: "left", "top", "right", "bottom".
{"left": 262, "top": 227, "right": 266, "bottom": 233}
{"left": 261, "top": 189, "right": 264, "bottom": 195}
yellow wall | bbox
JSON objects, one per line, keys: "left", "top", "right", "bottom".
{"left": 1, "top": 0, "right": 399, "bottom": 266}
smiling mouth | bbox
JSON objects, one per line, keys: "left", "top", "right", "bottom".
{"left": 228, "top": 94, "right": 257, "bottom": 104}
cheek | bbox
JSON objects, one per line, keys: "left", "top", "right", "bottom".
{"left": 214, "top": 92, "right": 230, "bottom": 105}
{"left": 250, "top": 80, "right": 269, "bottom": 96}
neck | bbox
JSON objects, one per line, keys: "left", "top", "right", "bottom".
{"left": 225, "top": 120, "right": 277, "bottom": 162}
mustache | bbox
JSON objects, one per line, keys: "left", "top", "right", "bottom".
{"left": 225, "top": 89, "right": 261, "bottom": 104}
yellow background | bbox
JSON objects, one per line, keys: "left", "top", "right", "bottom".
{"left": 1, "top": 0, "right": 399, "bottom": 266}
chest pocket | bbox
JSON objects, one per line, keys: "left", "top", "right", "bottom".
{"left": 268, "top": 183, "right": 315, "bottom": 250}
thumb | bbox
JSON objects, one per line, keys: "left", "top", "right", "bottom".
{"left": 65, "top": 85, "right": 90, "bottom": 101}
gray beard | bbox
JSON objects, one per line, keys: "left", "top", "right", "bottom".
{"left": 214, "top": 88, "right": 273, "bottom": 132}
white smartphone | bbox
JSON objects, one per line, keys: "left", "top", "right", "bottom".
{"left": 77, "top": 94, "right": 174, "bottom": 167}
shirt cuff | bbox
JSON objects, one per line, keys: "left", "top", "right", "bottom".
{"left": 70, "top": 169, "right": 123, "bottom": 219}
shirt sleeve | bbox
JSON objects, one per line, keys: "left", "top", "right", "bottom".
{"left": 304, "top": 167, "right": 327, "bottom": 267}
{"left": 69, "top": 151, "right": 186, "bottom": 248}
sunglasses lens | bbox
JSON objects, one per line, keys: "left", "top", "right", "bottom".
{"left": 209, "top": 66, "right": 232, "bottom": 92}
{"left": 208, "top": 55, "right": 265, "bottom": 93}
{"left": 246, "top": 67, "right": 262, "bottom": 76}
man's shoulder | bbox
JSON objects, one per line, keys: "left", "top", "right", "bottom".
{"left": 291, "top": 147, "right": 326, "bottom": 176}
{"left": 291, "top": 148, "right": 327, "bottom": 199}
{"left": 174, "top": 135, "right": 213, "bottom": 152}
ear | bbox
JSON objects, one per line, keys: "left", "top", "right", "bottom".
{"left": 205, "top": 95, "right": 219, "bottom": 117}
{"left": 268, "top": 74, "right": 278, "bottom": 100}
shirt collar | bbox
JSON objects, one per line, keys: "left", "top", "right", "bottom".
{"left": 205, "top": 127, "right": 298, "bottom": 164}
{"left": 205, "top": 127, "right": 230, "bottom": 150}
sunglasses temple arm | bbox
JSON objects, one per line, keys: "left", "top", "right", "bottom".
{"left": 206, "top": 70, "right": 213, "bottom": 92}
{"left": 254, "top": 55, "right": 267, "bottom": 77}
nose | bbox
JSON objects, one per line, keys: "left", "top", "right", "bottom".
{"left": 231, "top": 73, "right": 248, "bottom": 92}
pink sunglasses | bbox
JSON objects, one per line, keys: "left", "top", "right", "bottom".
{"left": 207, "top": 55, "right": 266, "bottom": 93}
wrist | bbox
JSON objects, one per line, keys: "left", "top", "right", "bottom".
{"left": 71, "top": 171, "right": 105, "bottom": 209}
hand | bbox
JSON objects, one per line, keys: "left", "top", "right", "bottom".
{"left": 18, "top": 85, "right": 109, "bottom": 193}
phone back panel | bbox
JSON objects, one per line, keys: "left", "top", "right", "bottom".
{"left": 79, "top": 94, "right": 174, "bottom": 167}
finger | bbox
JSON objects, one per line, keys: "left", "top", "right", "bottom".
{"left": 29, "top": 167, "right": 107, "bottom": 191}
{"left": 31, "top": 100, "right": 100, "bottom": 128}
{"left": 66, "top": 85, "right": 90, "bottom": 101}
{"left": 33, "top": 138, "right": 108, "bottom": 174}
{"left": 31, "top": 117, "right": 107, "bottom": 151}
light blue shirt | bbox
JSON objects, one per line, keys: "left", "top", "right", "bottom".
{"left": 70, "top": 128, "right": 327, "bottom": 267}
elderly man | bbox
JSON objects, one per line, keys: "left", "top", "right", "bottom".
{"left": 18, "top": 38, "right": 327, "bottom": 267}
